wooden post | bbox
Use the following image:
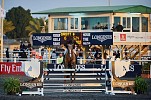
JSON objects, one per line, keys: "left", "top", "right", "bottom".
{"left": 47, "top": 47, "right": 51, "bottom": 64}
{"left": 120, "top": 45, "right": 123, "bottom": 60}
{"left": 0, "top": 0, "right": 4, "bottom": 62}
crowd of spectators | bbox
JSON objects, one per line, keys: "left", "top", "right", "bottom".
{"left": 5, "top": 41, "right": 124, "bottom": 64}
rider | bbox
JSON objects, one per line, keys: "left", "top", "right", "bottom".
{"left": 64, "top": 38, "right": 78, "bottom": 55}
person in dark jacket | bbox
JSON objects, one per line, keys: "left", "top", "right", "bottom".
{"left": 115, "top": 22, "right": 123, "bottom": 32}
{"left": 20, "top": 49, "right": 27, "bottom": 61}
{"left": 20, "top": 42, "right": 25, "bottom": 50}
{"left": 6, "top": 48, "right": 9, "bottom": 62}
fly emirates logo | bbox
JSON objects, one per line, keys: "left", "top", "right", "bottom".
{"left": 0, "top": 62, "right": 24, "bottom": 75}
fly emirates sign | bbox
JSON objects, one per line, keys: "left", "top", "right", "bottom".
{"left": 0, "top": 62, "right": 25, "bottom": 75}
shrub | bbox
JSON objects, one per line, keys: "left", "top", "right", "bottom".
{"left": 3, "top": 77, "right": 20, "bottom": 95}
{"left": 134, "top": 76, "right": 148, "bottom": 94}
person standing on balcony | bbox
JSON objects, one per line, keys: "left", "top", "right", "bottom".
{"left": 115, "top": 22, "right": 123, "bottom": 32}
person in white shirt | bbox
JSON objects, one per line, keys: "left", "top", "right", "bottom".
{"left": 51, "top": 50, "right": 57, "bottom": 64}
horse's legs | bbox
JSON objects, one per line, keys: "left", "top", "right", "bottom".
{"left": 71, "top": 64, "right": 76, "bottom": 83}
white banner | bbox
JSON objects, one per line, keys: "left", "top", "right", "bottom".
{"left": 145, "top": 32, "right": 151, "bottom": 43}
{"left": 113, "top": 32, "right": 151, "bottom": 43}
{"left": 22, "top": 58, "right": 40, "bottom": 78}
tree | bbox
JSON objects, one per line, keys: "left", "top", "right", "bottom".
{"left": 3, "top": 19, "right": 15, "bottom": 34}
{"left": 26, "top": 17, "right": 48, "bottom": 36}
{"left": 5, "top": 6, "right": 32, "bottom": 39}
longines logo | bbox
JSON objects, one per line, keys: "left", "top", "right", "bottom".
{"left": 92, "top": 35, "right": 112, "bottom": 42}
{"left": 20, "top": 82, "right": 43, "bottom": 89}
{"left": 33, "top": 36, "right": 52, "bottom": 43}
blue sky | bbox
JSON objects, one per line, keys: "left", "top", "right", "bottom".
{"left": 1, "top": 0, "right": 151, "bottom": 17}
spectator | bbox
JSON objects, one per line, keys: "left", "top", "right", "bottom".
{"left": 125, "top": 48, "right": 128, "bottom": 60}
{"left": 20, "top": 49, "right": 27, "bottom": 61}
{"left": 95, "top": 53, "right": 101, "bottom": 64}
{"left": 56, "top": 53, "right": 64, "bottom": 64}
{"left": 103, "top": 51, "right": 108, "bottom": 59}
{"left": 6, "top": 48, "right": 9, "bottom": 62}
{"left": 116, "top": 50, "right": 120, "bottom": 58}
{"left": 86, "top": 53, "right": 94, "bottom": 64}
{"left": 51, "top": 50, "right": 57, "bottom": 64}
{"left": 31, "top": 48, "right": 36, "bottom": 57}
{"left": 20, "top": 42, "right": 25, "bottom": 50}
{"left": 95, "top": 22, "right": 101, "bottom": 29}
{"left": 94, "top": 50, "right": 99, "bottom": 58}
{"left": 113, "top": 51, "right": 116, "bottom": 56}
{"left": 13, "top": 47, "right": 17, "bottom": 58}
{"left": 77, "top": 48, "right": 83, "bottom": 58}
{"left": 41, "top": 46, "right": 44, "bottom": 57}
{"left": 115, "top": 22, "right": 123, "bottom": 32}
{"left": 111, "top": 23, "right": 116, "bottom": 31}
{"left": 27, "top": 42, "right": 31, "bottom": 49}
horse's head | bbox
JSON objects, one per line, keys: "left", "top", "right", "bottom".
{"left": 67, "top": 44, "right": 74, "bottom": 50}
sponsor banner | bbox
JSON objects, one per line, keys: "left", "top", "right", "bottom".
{"left": 22, "top": 58, "right": 41, "bottom": 78}
{"left": 145, "top": 32, "right": 151, "bottom": 42}
{"left": 32, "top": 33, "right": 53, "bottom": 45}
{"left": 20, "top": 82, "right": 43, "bottom": 89}
{"left": 32, "top": 32, "right": 113, "bottom": 46}
{"left": 112, "top": 81, "right": 135, "bottom": 88}
{"left": 0, "top": 62, "right": 25, "bottom": 75}
{"left": 47, "top": 64, "right": 105, "bottom": 69}
{"left": 61, "top": 32, "right": 82, "bottom": 45}
{"left": 83, "top": 32, "right": 113, "bottom": 45}
{"left": 113, "top": 32, "right": 150, "bottom": 43}
{"left": 114, "top": 59, "right": 142, "bottom": 78}
{"left": 123, "top": 64, "right": 142, "bottom": 78}
{"left": 52, "top": 33, "right": 61, "bottom": 45}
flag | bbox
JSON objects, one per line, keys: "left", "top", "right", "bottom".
{"left": 0, "top": 6, "right": 5, "bottom": 18}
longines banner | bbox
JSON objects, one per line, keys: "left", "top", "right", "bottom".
{"left": 32, "top": 33, "right": 53, "bottom": 45}
{"left": 32, "top": 32, "right": 113, "bottom": 46}
{"left": 0, "top": 62, "right": 25, "bottom": 75}
{"left": 83, "top": 32, "right": 113, "bottom": 45}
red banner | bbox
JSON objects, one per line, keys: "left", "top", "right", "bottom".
{"left": 0, "top": 62, "right": 25, "bottom": 75}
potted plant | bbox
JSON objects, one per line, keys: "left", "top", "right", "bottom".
{"left": 141, "top": 63, "right": 150, "bottom": 78}
{"left": 134, "top": 76, "right": 148, "bottom": 94}
{"left": 3, "top": 77, "right": 20, "bottom": 95}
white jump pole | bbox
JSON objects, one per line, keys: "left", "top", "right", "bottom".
{"left": 150, "top": 65, "right": 151, "bottom": 78}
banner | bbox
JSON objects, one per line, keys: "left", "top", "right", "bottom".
{"left": 61, "top": 32, "right": 82, "bottom": 45}
{"left": 113, "top": 32, "right": 151, "bottom": 43}
{"left": 22, "top": 58, "right": 41, "bottom": 78}
{"left": 83, "top": 32, "right": 113, "bottom": 45}
{"left": 32, "top": 33, "right": 53, "bottom": 46}
{"left": 0, "top": 62, "right": 25, "bottom": 75}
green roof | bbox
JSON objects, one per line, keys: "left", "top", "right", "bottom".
{"left": 33, "top": 5, "right": 151, "bottom": 14}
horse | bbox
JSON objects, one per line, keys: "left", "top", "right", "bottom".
{"left": 64, "top": 43, "right": 77, "bottom": 83}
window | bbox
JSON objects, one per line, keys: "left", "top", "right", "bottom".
{"left": 114, "top": 17, "right": 121, "bottom": 27}
{"left": 71, "top": 18, "right": 78, "bottom": 29}
{"left": 123, "top": 17, "right": 131, "bottom": 28}
{"left": 81, "top": 17, "right": 109, "bottom": 30}
{"left": 132, "top": 17, "right": 139, "bottom": 32}
{"left": 142, "top": 17, "right": 148, "bottom": 32}
{"left": 127, "top": 17, "right": 130, "bottom": 28}
{"left": 54, "top": 18, "right": 68, "bottom": 30}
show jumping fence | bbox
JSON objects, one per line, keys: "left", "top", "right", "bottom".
{"left": 0, "top": 50, "right": 151, "bottom": 95}
{"left": 43, "top": 63, "right": 110, "bottom": 93}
